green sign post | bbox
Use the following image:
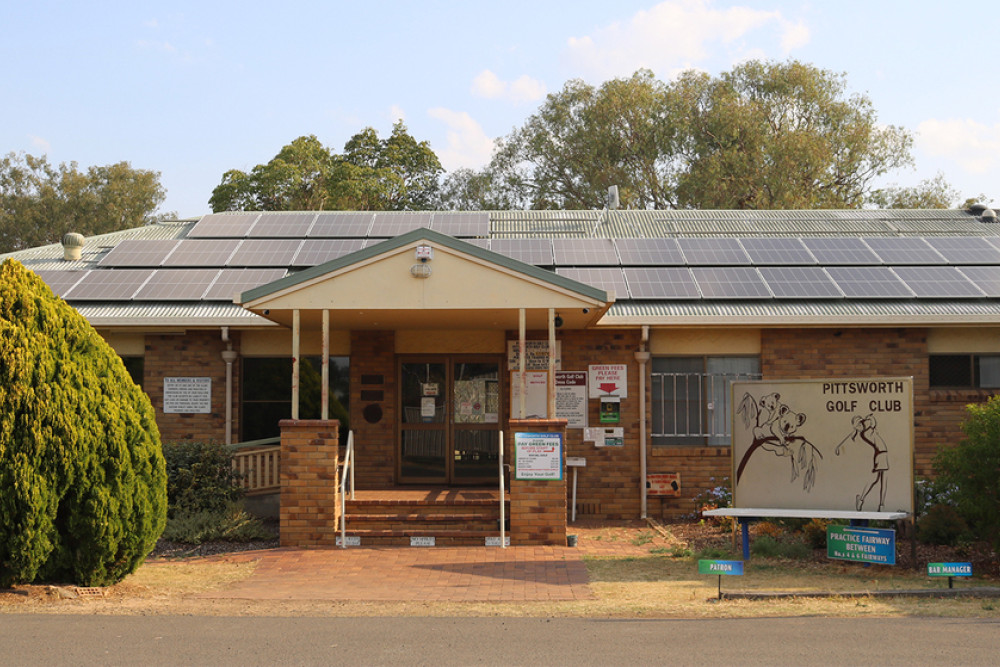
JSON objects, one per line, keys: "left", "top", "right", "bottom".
{"left": 698, "top": 560, "right": 743, "bottom": 599}
{"left": 827, "top": 526, "right": 896, "bottom": 565}
{"left": 928, "top": 562, "right": 972, "bottom": 588}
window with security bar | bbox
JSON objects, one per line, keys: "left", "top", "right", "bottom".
{"left": 651, "top": 356, "right": 761, "bottom": 446}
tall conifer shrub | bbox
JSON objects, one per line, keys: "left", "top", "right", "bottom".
{"left": 0, "top": 259, "right": 166, "bottom": 586}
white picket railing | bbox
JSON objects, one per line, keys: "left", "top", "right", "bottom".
{"left": 340, "top": 430, "right": 355, "bottom": 548}
{"left": 230, "top": 437, "right": 281, "bottom": 495}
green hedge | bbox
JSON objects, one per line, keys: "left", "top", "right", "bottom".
{"left": 0, "top": 260, "right": 167, "bottom": 586}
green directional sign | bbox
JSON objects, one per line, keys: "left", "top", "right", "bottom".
{"left": 827, "top": 525, "right": 896, "bottom": 565}
{"left": 928, "top": 562, "right": 972, "bottom": 577}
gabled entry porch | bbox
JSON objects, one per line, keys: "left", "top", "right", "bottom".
{"left": 238, "top": 229, "right": 611, "bottom": 545}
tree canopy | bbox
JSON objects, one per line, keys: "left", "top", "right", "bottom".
{"left": 209, "top": 122, "right": 443, "bottom": 213}
{"left": 0, "top": 259, "right": 167, "bottom": 586}
{"left": 0, "top": 153, "right": 167, "bottom": 254}
{"left": 477, "top": 61, "right": 960, "bottom": 211}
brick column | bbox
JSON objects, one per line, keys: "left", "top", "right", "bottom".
{"left": 508, "top": 419, "right": 568, "bottom": 546}
{"left": 279, "top": 419, "right": 340, "bottom": 547}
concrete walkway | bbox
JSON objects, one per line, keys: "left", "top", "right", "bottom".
{"left": 195, "top": 545, "right": 594, "bottom": 602}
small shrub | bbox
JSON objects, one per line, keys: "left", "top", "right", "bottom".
{"left": 755, "top": 521, "right": 784, "bottom": 539}
{"left": 161, "top": 501, "right": 275, "bottom": 545}
{"left": 669, "top": 545, "right": 693, "bottom": 558}
{"left": 917, "top": 503, "right": 968, "bottom": 546}
{"left": 695, "top": 545, "right": 737, "bottom": 560}
{"left": 802, "top": 518, "right": 832, "bottom": 549}
{"left": 162, "top": 441, "right": 245, "bottom": 517}
{"left": 631, "top": 531, "right": 654, "bottom": 546}
{"left": 750, "top": 535, "right": 811, "bottom": 560}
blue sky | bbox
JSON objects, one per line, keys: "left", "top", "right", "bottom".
{"left": 3, "top": 1, "right": 998, "bottom": 217}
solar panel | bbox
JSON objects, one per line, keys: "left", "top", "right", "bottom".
{"left": 64, "top": 269, "right": 154, "bottom": 300}
{"left": 924, "top": 237, "right": 1000, "bottom": 264}
{"left": 614, "top": 238, "right": 684, "bottom": 265}
{"left": 134, "top": 269, "right": 221, "bottom": 301}
{"left": 162, "top": 240, "right": 241, "bottom": 266}
{"left": 490, "top": 239, "right": 554, "bottom": 265}
{"left": 958, "top": 266, "right": 1000, "bottom": 297}
{"left": 551, "top": 238, "right": 619, "bottom": 265}
{"left": 292, "top": 239, "right": 365, "bottom": 266}
{"left": 228, "top": 240, "right": 302, "bottom": 266}
{"left": 826, "top": 267, "right": 913, "bottom": 298}
{"left": 309, "top": 212, "right": 374, "bottom": 237}
{"left": 758, "top": 267, "right": 843, "bottom": 299}
{"left": 622, "top": 267, "right": 700, "bottom": 299}
{"left": 801, "top": 238, "right": 880, "bottom": 264}
{"left": 678, "top": 238, "right": 751, "bottom": 265}
{"left": 690, "top": 267, "right": 771, "bottom": 298}
{"left": 187, "top": 213, "right": 260, "bottom": 238}
{"left": 862, "top": 237, "right": 945, "bottom": 264}
{"left": 247, "top": 213, "right": 317, "bottom": 238}
{"left": 97, "top": 239, "right": 180, "bottom": 267}
{"left": 205, "top": 268, "right": 287, "bottom": 301}
{"left": 555, "top": 268, "right": 627, "bottom": 299}
{"left": 431, "top": 212, "right": 489, "bottom": 237}
{"left": 892, "top": 266, "right": 985, "bottom": 298}
{"left": 369, "top": 212, "right": 433, "bottom": 237}
{"left": 738, "top": 238, "right": 815, "bottom": 265}
{"left": 34, "top": 270, "right": 89, "bottom": 298}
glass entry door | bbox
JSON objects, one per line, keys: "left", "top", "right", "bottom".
{"left": 399, "top": 357, "right": 503, "bottom": 485}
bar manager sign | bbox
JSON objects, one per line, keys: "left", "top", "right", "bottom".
{"left": 731, "top": 378, "right": 914, "bottom": 514}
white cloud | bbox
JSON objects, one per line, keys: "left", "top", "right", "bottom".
{"left": 917, "top": 117, "right": 1000, "bottom": 175}
{"left": 388, "top": 105, "right": 407, "bottom": 123}
{"left": 564, "top": 0, "right": 810, "bottom": 80}
{"left": 28, "top": 135, "right": 51, "bottom": 152}
{"left": 427, "top": 108, "right": 495, "bottom": 171}
{"left": 471, "top": 70, "right": 547, "bottom": 104}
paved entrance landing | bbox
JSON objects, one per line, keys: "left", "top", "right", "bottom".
{"left": 197, "top": 546, "right": 593, "bottom": 602}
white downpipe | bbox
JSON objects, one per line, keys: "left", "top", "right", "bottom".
{"left": 547, "top": 308, "right": 556, "bottom": 419}
{"left": 518, "top": 308, "right": 526, "bottom": 419}
{"left": 321, "top": 309, "right": 329, "bottom": 420}
{"left": 499, "top": 430, "right": 506, "bottom": 549}
{"left": 636, "top": 326, "right": 650, "bottom": 519}
{"left": 221, "top": 327, "right": 236, "bottom": 446}
{"left": 340, "top": 430, "right": 354, "bottom": 549}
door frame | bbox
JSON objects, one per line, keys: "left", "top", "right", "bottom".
{"left": 396, "top": 354, "right": 505, "bottom": 486}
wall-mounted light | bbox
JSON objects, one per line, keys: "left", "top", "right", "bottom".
{"left": 554, "top": 313, "right": 564, "bottom": 328}
{"left": 410, "top": 263, "right": 432, "bottom": 278}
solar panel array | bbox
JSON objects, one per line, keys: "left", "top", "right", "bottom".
{"left": 35, "top": 210, "right": 1000, "bottom": 304}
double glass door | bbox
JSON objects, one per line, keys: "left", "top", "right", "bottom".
{"left": 398, "top": 356, "right": 503, "bottom": 485}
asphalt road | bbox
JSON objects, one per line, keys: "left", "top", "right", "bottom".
{"left": 2, "top": 616, "right": 998, "bottom": 666}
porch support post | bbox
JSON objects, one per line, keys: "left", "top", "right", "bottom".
{"left": 321, "top": 309, "right": 330, "bottom": 420}
{"left": 547, "top": 307, "right": 556, "bottom": 419}
{"left": 518, "top": 308, "right": 526, "bottom": 419}
{"left": 291, "top": 308, "right": 300, "bottom": 420}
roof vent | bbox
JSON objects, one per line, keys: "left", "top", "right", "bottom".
{"left": 968, "top": 203, "right": 989, "bottom": 214}
{"left": 61, "top": 232, "right": 85, "bottom": 261}
{"left": 607, "top": 185, "right": 620, "bottom": 210}
{"left": 981, "top": 208, "right": 998, "bottom": 223}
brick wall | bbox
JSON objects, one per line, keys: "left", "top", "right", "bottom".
{"left": 509, "top": 419, "right": 568, "bottom": 546}
{"left": 279, "top": 419, "right": 341, "bottom": 547}
{"left": 144, "top": 330, "right": 239, "bottom": 443}
{"left": 349, "top": 331, "right": 396, "bottom": 488}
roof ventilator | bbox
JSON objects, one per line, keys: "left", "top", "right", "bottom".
{"left": 61, "top": 233, "right": 85, "bottom": 261}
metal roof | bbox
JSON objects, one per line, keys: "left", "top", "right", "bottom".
{"left": 4, "top": 209, "right": 1000, "bottom": 329}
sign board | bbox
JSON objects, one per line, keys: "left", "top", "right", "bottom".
{"left": 507, "top": 340, "right": 562, "bottom": 371}
{"left": 510, "top": 371, "right": 549, "bottom": 419}
{"left": 410, "top": 536, "right": 436, "bottom": 547}
{"left": 514, "top": 432, "right": 563, "bottom": 481}
{"left": 599, "top": 396, "right": 621, "bottom": 423}
{"left": 927, "top": 562, "right": 972, "bottom": 577}
{"left": 163, "top": 377, "right": 212, "bottom": 414}
{"left": 335, "top": 535, "right": 361, "bottom": 547}
{"left": 585, "top": 427, "right": 624, "bottom": 447}
{"left": 647, "top": 473, "right": 681, "bottom": 497}
{"left": 827, "top": 526, "right": 896, "bottom": 565}
{"left": 731, "top": 378, "right": 914, "bottom": 514}
{"left": 588, "top": 364, "right": 628, "bottom": 398}
{"left": 485, "top": 536, "right": 511, "bottom": 547}
{"left": 698, "top": 560, "right": 744, "bottom": 575}
{"left": 555, "top": 371, "right": 588, "bottom": 428}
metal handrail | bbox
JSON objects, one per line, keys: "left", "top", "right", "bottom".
{"left": 499, "top": 431, "right": 506, "bottom": 549}
{"left": 339, "top": 430, "right": 355, "bottom": 549}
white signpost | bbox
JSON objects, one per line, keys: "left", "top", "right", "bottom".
{"left": 514, "top": 432, "right": 563, "bottom": 481}
{"left": 163, "top": 377, "right": 212, "bottom": 414}
{"left": 555, "top": 371, "right": 588, "bottom": 428}
{"left": 588, "top": 364, "right": 628, "bottom": 398}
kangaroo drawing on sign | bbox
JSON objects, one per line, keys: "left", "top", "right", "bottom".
{"left": 836, "top": 413, "right": 888, "bottom": 511}
{"left": 736, "top": 392, "right": 822, "bottom": 492}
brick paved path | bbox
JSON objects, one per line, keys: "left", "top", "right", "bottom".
{"left": 197, "top": 545, "right": 593, "bottom": 602}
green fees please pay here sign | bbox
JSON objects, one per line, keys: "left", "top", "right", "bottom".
{"left": 827, "top": 525, "right": 896, "bottom": 565}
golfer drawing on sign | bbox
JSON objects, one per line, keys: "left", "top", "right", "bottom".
{"left": 835, "top": 414, "right": 888, "bottom": 511}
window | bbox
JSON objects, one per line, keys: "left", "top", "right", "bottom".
{"left": 930, "top": 354, "right": 1000, "bottom": 389}
{"left": 651, "top": 356, "right": 761, "bottom": 446}
{"left": 121, "top": 356, "right": 144, "bottom": 389}
{"left": 241, "top": 356, "right": 350, "bottom": 442}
